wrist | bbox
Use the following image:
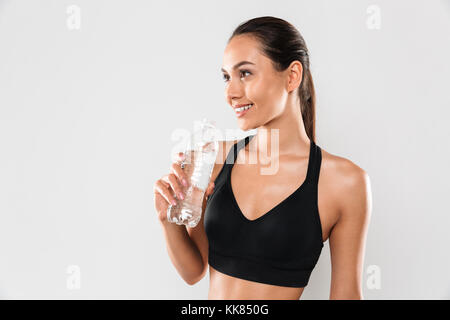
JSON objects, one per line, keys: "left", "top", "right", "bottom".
{"left": 159, "top": 216, "right": 181, "bottom": 229}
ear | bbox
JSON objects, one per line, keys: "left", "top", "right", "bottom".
{"left": 286, "top": 60, "right": 303, "bottom": 93}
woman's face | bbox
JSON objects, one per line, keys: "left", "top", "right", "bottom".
{"left": 221, "top": 35, "right": 291, "bottom": 131}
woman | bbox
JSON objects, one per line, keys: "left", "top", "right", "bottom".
{"left": 154, "top": 16, "right": 372, "bottom": 300}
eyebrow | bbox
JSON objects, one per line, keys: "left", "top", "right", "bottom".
{"left": 221, "top": 61, "right": 255, "bottom": 73}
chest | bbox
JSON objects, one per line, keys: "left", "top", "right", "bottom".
{"left": 230, "top": 155, "right": 309, "bottom": 221}
{"left": 227, "top": 151, "right": 339, "bottom": 243}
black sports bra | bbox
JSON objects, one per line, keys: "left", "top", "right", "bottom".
{"left": 204, "top": 134, "right": 324, "bottom": 288}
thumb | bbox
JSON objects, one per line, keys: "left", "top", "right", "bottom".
{"left": 205, "top": 181, "right": 215, "bottom": 196}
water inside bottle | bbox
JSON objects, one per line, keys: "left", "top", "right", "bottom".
{"left": 167, "top": 141, "right": 217, "bottom": 227}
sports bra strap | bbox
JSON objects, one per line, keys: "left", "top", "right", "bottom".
{"left": 224, "top": 135, "right": 321, "bottom": 191}
{"left": 225, "top": 134, "right": 255, "bottom": 165}
{"left": 309, "top": 141, "right": 322, "bottom": 189}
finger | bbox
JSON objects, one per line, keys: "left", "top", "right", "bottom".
{"left": 154, "top": 180, "right": 178, "bottom": 206}
{"left": 180, "top": 150, "right": 193, "bottom": 166}
{"left": 170, "top": 162, "right": 189, "bottom": 187}
{"left": 175, "top": 151, "right": 186, "bottom": 164}
{"left": 163, "top": 173, "right": 185, "bottom": 200}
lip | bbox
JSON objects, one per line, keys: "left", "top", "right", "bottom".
{"left": 234, "top": 104, "right": 254, "bottom": 118}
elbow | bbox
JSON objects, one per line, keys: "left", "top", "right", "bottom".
{"left": 184, "top": 274, "right": 204, "bottom": 286}
{"left": 185, "top": 278, "right": 198, "bottom": 286}
{"left": 184, "top": 264, "right": 208, "bottom": 286}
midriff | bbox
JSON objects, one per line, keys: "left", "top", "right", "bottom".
{"left": 208, "top": 265, "right": 304, "bottom": 300}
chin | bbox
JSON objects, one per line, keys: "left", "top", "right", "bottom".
{"left": 237, "top": 120, "right": 256, "bottom": 131}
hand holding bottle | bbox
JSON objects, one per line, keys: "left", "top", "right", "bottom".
{"left": 153, "top": 151, "right": 215, "bottom": 224}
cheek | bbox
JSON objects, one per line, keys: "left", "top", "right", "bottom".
{"left": 247, "top": 80, "right": 270, "bottom": 105}
{"left": 248, "top": 80, "right": 285, "bottom": 113}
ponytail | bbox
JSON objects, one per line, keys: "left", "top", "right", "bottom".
{"left": 299, "top": 68, "right": 316, "bottom": 142}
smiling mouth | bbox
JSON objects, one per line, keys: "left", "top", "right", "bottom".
{"left": 234, "top": 103, "right": 254, "bottom": 112}
{"left": 235, "top": 104, "right": 254, "bottom": 117}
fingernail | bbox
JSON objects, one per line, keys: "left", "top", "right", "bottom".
{"left": 178, "top": 192, "right": 184, "bottom": 200}
{"left": 182, "top": 178, "right": 188, "bottom": 186}
{"left": 171, "top": 199, "right": 177, "bottom": 206}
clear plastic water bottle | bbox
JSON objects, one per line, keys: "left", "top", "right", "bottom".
{"left": 167, "top": 118, "right": 219, "bottom": 228}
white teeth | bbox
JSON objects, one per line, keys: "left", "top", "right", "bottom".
{"left": 236, "top": 104, "right": 253, "bottom": 112}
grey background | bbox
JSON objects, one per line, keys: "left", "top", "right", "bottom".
{"left": 0, "top": 0, "right": 449, "bottom": 299}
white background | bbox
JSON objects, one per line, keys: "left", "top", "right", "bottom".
{"left": 0, "top": 0, "right": 449, "bottom": 299}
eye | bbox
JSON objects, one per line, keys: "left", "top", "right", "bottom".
{"left": 222, "top": 70, "right": 252, "bottom": 82}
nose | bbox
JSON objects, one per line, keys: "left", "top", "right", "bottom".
{"left": 225, "top": 78, "right": 245, "bottom": 105}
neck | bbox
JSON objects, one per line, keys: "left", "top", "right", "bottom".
{"left": 249, "top": 102, "right": 310, "bottom": 158}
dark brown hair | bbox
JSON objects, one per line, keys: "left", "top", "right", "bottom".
{"left": 228, "top": 16, "right": 316, "bottom": 142}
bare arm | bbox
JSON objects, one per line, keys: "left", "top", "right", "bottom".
{"left": 154, "top": 150, "right": 209, "bottom": 285}
{"left": 156, "top": 140, "right": 236, "bottom": 285}
{"left": 329, "top": 163, "right": 372, "bottom": 299}
{"left": 159, "top": 219, "right": 206, "bottom": 285}
{"left": 185, "top": 139, "right": 238, "bottom": 284}
{"left": 158, "top": 171, "right": 216, "bottom": 285}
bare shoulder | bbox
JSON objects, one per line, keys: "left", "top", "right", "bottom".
{"left": 321, "top": 147, "right": 372, "bottom": 298}
{"left": 320, "top": 147, "right": 372, "bottom": 219}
